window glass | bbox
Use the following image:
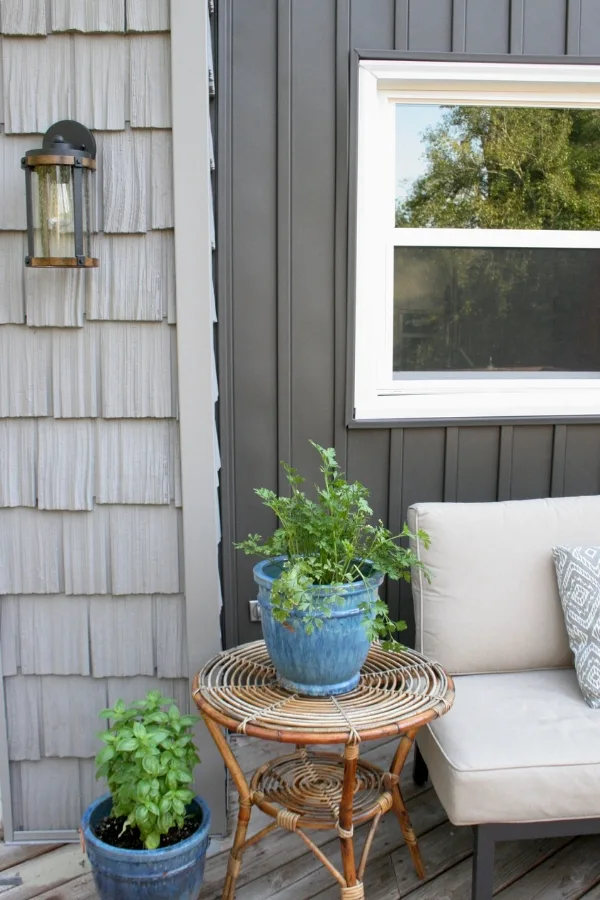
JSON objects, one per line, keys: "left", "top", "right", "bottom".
{"left": 395, "top": 105, "right": 600, "bottom": 230}
{"left": 393, "top": 246, "right": 600, "bottom": 372}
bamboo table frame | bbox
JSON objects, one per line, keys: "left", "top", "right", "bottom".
{"left": 193, "top": 641, "right": 454, "bottom": 900}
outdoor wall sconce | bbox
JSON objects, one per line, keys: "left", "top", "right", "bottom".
{"left": 22, "top": 120, "right": 99, "bottom": 268}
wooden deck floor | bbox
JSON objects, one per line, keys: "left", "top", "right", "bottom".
{"left": 1, "top": 736, "right": 599, "bottom": 900}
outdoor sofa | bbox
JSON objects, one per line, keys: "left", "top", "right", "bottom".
{"left": 408, "top": 495, "right": 600, "bottom": 900}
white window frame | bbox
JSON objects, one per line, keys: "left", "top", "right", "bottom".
{"left": 354, "top": 59, "right": 600, "bottom": 421}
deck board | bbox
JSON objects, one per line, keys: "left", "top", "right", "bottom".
{"left": 0, "top": 735, "right": 598, "bottom": 900}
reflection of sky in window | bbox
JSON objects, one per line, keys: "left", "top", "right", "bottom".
{"left": 395, "top": 105, "right": 446, "bottom": 203}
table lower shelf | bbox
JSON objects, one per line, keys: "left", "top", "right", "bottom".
{"left": 250, "top": 749, "right": 395, "bottom": 831}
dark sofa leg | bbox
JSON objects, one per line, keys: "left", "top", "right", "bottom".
{"left": 472, "top": 825, "right": 495, "bottom": 900}
{"left": 412, "top": 744, "right": 429, "bottom": 786}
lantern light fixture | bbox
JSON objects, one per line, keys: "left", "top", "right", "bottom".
{"left": 22, "top": 120, "right": 99, "bottom": 269}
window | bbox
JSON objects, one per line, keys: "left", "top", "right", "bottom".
{"left": 354, "top": 60, "right": 600, "bottom": 420}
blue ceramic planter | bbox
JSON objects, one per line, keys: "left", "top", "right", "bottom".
{"left": 82, "top": 794, "right": 210, "bottom": 900}
{"left": 254, "top": 558, "right": 384, "bottom": 696}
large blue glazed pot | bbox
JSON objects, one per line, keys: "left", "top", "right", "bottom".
{"left": 254, "top": 558, "right": 384, "bottom": 696}
{"left": 82, "top": 794, "right": 210, "bottom": 900}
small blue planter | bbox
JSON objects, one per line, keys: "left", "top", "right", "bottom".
{"left": 82, "top": 794, "right": 210, "bottom": 900}
{"left": 254, "top": 558, "right": 384, "bottom": 696}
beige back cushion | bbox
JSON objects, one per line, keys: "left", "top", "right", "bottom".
{"left": 408, "top": 495, "right": 600, "bottom": 675}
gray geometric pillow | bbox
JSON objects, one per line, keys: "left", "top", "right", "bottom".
{"left": 552, "top": 546, "right": 600, "bottom": 709}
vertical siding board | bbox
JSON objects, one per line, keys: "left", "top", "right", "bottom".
{"left": 276, "top": 0, "right": 292, "bottom": 493}
{"left": 551, "top": 425, "right": 568, "bottom": 497}
{"left": 0, "top": 0, "right": 46, "bottom": 34}
{"left": 63, "top": 506, "right": 111, "bottom": 595}
{"left": 510, "top": 0, "right": 525, "bottom": 52}
{"left": 0, "top": 135, "right": 40, "bottom": 230}
{"left": 407, "top": 0, "right": 452, "bottom": 51}
{"left": 567, "top": 0, "right": 582, "bottom": 53}
{"left": 563, "top": 426, "right": 600, "bottom": 496}
{"left": 126, "top": 0, "right": 170, "bottom": 32}
{"left": 96, "top": 420, "right": 171, "bottom": 505}
{"left": 579, "top": 0, "right": 600, "bottom": 54}
{"left": 452, "top": 0, "right": 467, "bottom": 51}
{"left": 38, "top": 421, "right": 94, "bottom": 511}
{"left": 466, "top": 0, "right": 510, "bottom": 52}
{"left": 399, "top": 428, "right": 445, "bottom": 641}
{"left": 88, "top": 232, "right": 172, "bottom": 321}
{"left": 497, "top": 426, "right": 514, "bottom": 501}
{"left": 100, "top": 322, "right": 173, "bottom": 418}
{"left": 0, "top": 509, "right": 63, "bottom": 595}
{"left": 130, "top": 34, "right": 172, "bottom": 128}
{"left": 109, "top": 506, "right": 180, "bottom": 595}
{"left": 73, "top": 35, "right": 127, "bottom": 131}
{"left": 350, "top": 0, "right": 395, "bottom": 49}
{"left": 0, "top": 327, "right": 52, "bottom": 418}
{"left": 41, "top": 676, "right": 107, "bottom": 758}
{"left": 0, "top": 233, "right": 26, "bottom": 324}
{"left": 230, "top": 0, "right": 278, "bottom": 645}
{"left": 347, "top": 430, "right": 390, "bottom": 526}
{"left": 4, "top": 676, "right": 41, "bottom": 760}
{"left": 522, "top": 0, "right": 567, "bottom": 54}
{"left": 50, "top": 0, "right": 124, "bottom": 33}
{"left": 443, "top": 428, "right": 459, "bottom": 502}
{"left": 2, "top": 36, "right": 72, "bottom": 133}
{"left": 150, "top": 130, "right": 174, "bottom": 229}
{"left": 456, "top": 428, "right": 500, "bottom": 502}
{"left": 25, "top": 268, "right": 85, "bottom": 328}
{"left": 395, "top": 0, "right": 409, "bottom": 49}
{"left": 386, "top": 429, "right": 403, "bottom": 621}
{"left": 89, "top": 596, "right": 154, "bottom": 677}
{"left": 334, "top": 0, "right": 351, "bottom": 469}
{"left": 52, "top": 325, "right": 100, "bottom": 419}
{"left": 289, "top": 0, "right": 336, "bottom": 484}
{"left": 102, "top": 130, "right": 148, "bottom": 234}
{"left": 15, "top": 759, "right": 81, "bottom": 831}
{"left": 154, "top": 595, "right": 188, "bottom": 678}
{"left": 510, "top": 426, "right": 554, "bottom": 500}
{"left": 19, "top": 596, "right": 90, "bottom": 675}
{"left": 0, "top": 597, "right": 20, "bottom": 675}
{"left": 0, "top": 421, "right": 36, "bottom": 508}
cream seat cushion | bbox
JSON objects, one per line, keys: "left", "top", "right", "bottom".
{"left": 417, "top": 668, "right": 600, "bottom": 825}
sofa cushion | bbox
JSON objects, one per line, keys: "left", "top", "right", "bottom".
{"left": 408, "top": 496, "right": 600, "bottom": 675}
{"left": 417, "top": 669, "right": 600, "bottom": 825}
{"left": 553, "top": 546, "right": 600, "bottom": 709}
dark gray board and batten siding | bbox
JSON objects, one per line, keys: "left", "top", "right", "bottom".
{"left": 217, "top": 0, "right": 600, "bottom": 647}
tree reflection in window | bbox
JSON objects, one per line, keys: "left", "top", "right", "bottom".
{"left": 393, "top": 106, "right": 600, "bottom": 373}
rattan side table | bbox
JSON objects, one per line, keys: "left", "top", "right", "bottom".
{"left": 193, "top": 641, "right": 454, "bottom": 900}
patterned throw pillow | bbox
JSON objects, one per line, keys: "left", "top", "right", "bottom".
{"left": 553, "top": 546, "right": 600, "bottom": 709}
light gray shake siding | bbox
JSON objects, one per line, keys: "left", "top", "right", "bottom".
{"left": 0, "top": 0, "right": 219, "bottom": 838}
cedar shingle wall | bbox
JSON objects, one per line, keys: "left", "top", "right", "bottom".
{"left": 0, "top": 0, "right": 195, "bottom": 834}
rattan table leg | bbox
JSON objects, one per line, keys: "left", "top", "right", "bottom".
{"left": 389, "top": 729, "right": 426, "bottom": 879}
{"left": 222, "top": 798, "right": 251, "bottom": 900}
{"left": 201, "top": 713, "right": 255, "bottom": 900}
{"left": 338, "top": 744, "right": 363, "bottom": 899}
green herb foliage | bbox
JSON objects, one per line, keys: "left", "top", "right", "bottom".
{"left": 236, "top": 442, "right": 429, "bottom": 650}
{"left": 95, "top": 692, "right": 200, "bottom": 850}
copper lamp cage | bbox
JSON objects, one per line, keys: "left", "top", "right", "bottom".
{"left": 22, "top": 120, "right": 99, "bottom": 269}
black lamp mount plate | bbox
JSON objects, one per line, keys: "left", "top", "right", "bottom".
{"left": 42, "top": 120, "right": 96, "bottom": 159}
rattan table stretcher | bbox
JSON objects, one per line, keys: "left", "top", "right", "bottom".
{"left": 193, "top": 641, "right": 454, "bottom": 900}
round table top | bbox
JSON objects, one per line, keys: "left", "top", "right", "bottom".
{"left": 193, "top": 640, "right": 454, "bottom": 744}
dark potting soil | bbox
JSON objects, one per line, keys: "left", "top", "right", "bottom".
{"left": 94, "top": 812, "right": 202, "bottom": 851}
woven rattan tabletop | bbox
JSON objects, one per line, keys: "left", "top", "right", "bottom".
{"left": 193, "top": 640, "right": 454, "bottom": 744}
